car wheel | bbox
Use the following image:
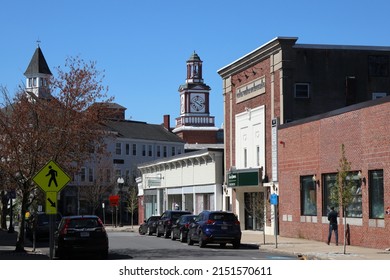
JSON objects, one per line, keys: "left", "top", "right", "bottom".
{"left": 100, "top": 249, "right": 108, "bottom": 259}
{"left": 56, "top": 248, "right": 65, "bottom": 259}
{"left": 164, "top": 228, "right": 170, "bottom": 238}
{"left": 232, "top": 240, "right": 240, "bottom": 249}
{"left": 171, "top": 230, "right": 176, "bottom": 240}
{"left": 179, "top": 231, "right": 185, "bottom": 243}
{"left": 198, "top": 232, "right": 206, "bottom": 248}
{"left": 139, "top": 227, "right": 144, "bottom": 235}
{"left": 187, "top": 233, "right": 194, "bottom": 246}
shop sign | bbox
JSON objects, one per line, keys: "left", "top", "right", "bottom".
{"left": 228, "top": 169, "right": 259, "bottom": 187}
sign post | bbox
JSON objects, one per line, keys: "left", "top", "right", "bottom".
{"left": 270, "top": 193, "right": 279, "bottom": 248}
{"left": 32, "top": 160, "right": 71, "bottom": 259}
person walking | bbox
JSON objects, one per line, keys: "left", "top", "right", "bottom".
{"left": 327, "top": 206, "right": 338, "bottom": 245}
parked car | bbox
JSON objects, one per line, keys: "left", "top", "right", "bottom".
{"left": 187, "top": 211, "right": 242, "bottom": 248}
{"left": 156, "top": 210, "right": 192, "bottom": 238}
{"left": 26, "top": 212, "right": 62, "bottom": 241}
{"left": 139, "top": 215, "right": 160, "bottom": 235}
{"left": 54, "top": 215, "right": 109, "bottom": 259}
{"left": 170, "top": 214, "right": 196, "bottom": 242}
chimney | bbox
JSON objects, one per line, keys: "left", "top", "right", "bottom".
{"left": 163, "top": 115, "right": 171, "bottom": 131}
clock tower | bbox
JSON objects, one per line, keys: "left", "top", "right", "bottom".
{"left": 173, "top": 52, "right": 219, "bottom": 144}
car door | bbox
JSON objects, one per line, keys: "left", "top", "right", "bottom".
{"left": 157, "top": 212, "right": 167, "bottom": 233}
{"left": 189, "top": 213, "right": 203, "bottom": 241}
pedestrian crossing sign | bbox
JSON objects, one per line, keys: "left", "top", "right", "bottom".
{"left": 45, "top": 192, "right": 58, "bottom": 215}
{"left": 32, "top": 160, "right": 71, "bottom": 193}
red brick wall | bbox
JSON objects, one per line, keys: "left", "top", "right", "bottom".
{"left": 177, "top": 130, "right": 217, "bottom": 144}
{"left": 278, "top": 99, "right": 390, "bottom": 249}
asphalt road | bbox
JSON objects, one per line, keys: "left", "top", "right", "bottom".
{"left": 109, "top": 231, "right": 295, "bottom": 260}
{"left": 30, "top": 231, "right": 295, "bottom": 260}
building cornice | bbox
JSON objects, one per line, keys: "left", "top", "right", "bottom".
{"left": 217, "top": 37, "right": 298, "bottom": 78}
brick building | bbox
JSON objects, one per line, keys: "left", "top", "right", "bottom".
{"left": 218, "top": 36, "right": 390, "bottom": 234}
{"left": 278, "top": 96, "right": 390, "bottom": 249}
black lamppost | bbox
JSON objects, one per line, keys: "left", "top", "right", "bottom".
{"left": 117, "top": 177, "right": 124, "bottom": 227}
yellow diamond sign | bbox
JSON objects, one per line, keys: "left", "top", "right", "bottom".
{"left": 33, "top": 160, "right": 71, "bottom": 193}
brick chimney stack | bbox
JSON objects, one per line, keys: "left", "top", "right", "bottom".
{"left": 163, "top": 115, "right": 171, "bottom": 131}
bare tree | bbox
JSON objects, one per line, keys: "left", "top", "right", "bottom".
{"left": 244, "top": 192, "right": 265, "bottom": 231}
{"left": 0, "top": 57, "right": 112, "bottom": 252}
{"left": 125, "top": 184, "right": 138, "bottom": 229}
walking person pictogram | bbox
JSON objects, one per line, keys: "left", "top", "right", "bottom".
{"left": 46, "top": 165, "right": 58, "bottom": 187}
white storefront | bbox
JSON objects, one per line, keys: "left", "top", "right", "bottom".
{"left": 137, "top": 148, "right": 224, "bottom": 218}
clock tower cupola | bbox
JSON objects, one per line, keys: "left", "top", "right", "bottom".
{"left": 173, "top": 52, "right": 219, "bottom": 144}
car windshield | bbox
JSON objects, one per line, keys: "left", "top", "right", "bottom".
{"left": 209, "top": 213, "right": 237, "bottom": 222}
{"left": 68, "top": 218, "right": 99, "bottom": 229}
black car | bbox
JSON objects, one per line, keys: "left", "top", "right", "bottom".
{"left": 170, "top": 214, "right": 196, "bottom": 242}
{"left": 187, "top": 211, "right": 242, "bottom": 248}
{"left": 156, "top": 210, "right": 192, "bottom": 238}
{"left": 54, "top": 215, "right": 109, "bottom": 259}
{"left": 26, "top": 212, "right": 62, "bottom": 241}
{"left": 139, "top": 215, "right": 160, "bottom": 235}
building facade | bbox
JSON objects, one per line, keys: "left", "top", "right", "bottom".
{"left": 62, "top": 115, "right": 186, "bottom": 223}
{"left": 137, "top": 148, "right": 224, "bottom": 222}
{"left": 278, "top": 96, "right": 390, "bottom": 249}
{"left": 217, "top": 37, "right": 390, "bottom": 234}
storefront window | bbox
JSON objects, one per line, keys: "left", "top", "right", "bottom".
{"left": 322, "top": 172, "right": 362, "bottom": 218}
{"left": 322, "top": 173, "right": 337, "bottom": 215}
{"left": 345, "top": 173, "right": 362, "bottom": 218}
{"left": 369, "top": 170, "right": 384, "bottom": 219}
{"left": 195, "top": 194, "right": 214, "bottom": 213}
{"left": 300, "top": 175, "right": 317, "bottom": 216}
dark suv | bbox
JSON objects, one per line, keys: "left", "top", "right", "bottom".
{"left": 187, "top": 211, "right": 242, "bottom": 248}
{"left": 156, "top": 210, "right": 192, "bottom": 238}
{"left": 54, "top": 215, "right": 108, "bottom": 259}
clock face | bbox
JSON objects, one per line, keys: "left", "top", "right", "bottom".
{"left": 190, "top": 95, "right": 205, "bottom": 112}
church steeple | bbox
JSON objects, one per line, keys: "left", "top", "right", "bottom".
{"left": 24, "top": 43, "right": 52, "bottom": 99}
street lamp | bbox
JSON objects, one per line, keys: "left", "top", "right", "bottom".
{"left": 117, "top": 177, "right": 124, "bottom": 227}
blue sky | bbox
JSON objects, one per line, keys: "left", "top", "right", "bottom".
{"left": 1, "top": 0, "right": 390, "bottom": 127}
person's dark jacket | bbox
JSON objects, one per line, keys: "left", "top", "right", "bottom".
{"left": 328, "top": 209, "right": 338, "bottom": 228}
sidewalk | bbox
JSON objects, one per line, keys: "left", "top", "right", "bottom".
{"left": 239, "top": 230, "right": 390, "bottom": 260}
{"left": 0, "top": 228, "right": 49, "bottom": 260}
{"left": 1, "top": 226, "right": 390, "bottom": 260}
